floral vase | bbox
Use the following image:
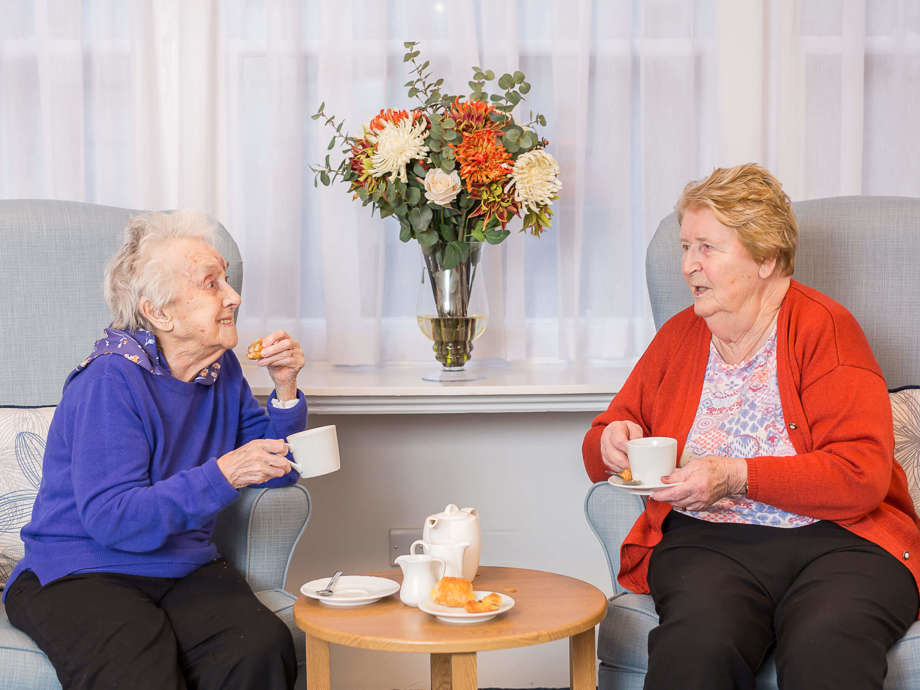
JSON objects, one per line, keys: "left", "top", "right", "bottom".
{"left": 416, "top": 242, "right": 489, "bottom": 382}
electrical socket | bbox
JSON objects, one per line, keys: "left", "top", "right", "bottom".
{"left": 388, "top": 528, "right": 423, "bottom": 565}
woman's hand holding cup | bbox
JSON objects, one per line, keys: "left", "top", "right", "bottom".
{"left": 217, "top": 438, "right": 291, "bottom": 489}
{"left": 600, "top": 420, "right": 645, "bottom": 474}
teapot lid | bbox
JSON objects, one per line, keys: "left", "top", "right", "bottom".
{"left": 428, "top": 503, "right": 477, "bottom": 521}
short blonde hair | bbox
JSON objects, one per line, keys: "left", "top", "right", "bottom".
{"left": 104, "top": 210, "right": 218, "bottom": 330}
{"left": 676, "top": 163, "right": 797, "bottom": 276}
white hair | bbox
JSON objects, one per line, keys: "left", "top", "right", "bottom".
{"left": 104, "top": 210, "right": 218, "bottom": 331}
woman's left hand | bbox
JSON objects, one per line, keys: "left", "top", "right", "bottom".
{"left": 256, "top": 330, "right": 304, "bottom": 401}
{"left": 651, "top": 456, "right": 747, "bottom": 511}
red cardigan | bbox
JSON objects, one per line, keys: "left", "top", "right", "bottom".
{"left": 583, "top": 281, "right": 920, "bottom": 602}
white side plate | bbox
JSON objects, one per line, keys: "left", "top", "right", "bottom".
{"left": 418, "top": 591, "right": 515, "bottom": 624}
{"left": 300, "top": 575, "right": 399, "bottom": 607}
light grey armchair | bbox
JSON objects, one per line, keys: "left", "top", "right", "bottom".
{"left": 0, "top": 200, "right": 311, "bottom": 689}
{"left": 585, "top": 196, "right": 920, "bottom": 689}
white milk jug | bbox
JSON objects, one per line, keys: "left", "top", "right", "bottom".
{"left": 394, "top": 553, "right": 445, "bottom": 607}
{"left": 421, "top": 504, "right": 481, "bottom": 580}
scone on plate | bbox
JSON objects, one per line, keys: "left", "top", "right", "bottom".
{"left": 430, "top": 577, "right": 474, "bottom": 607}
{"left": 464, "top": 592, "right": 502, "bottom": 613}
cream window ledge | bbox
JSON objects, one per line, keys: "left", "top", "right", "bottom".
{"left": 241, "top": 360, "right": 633, "bottom": 415}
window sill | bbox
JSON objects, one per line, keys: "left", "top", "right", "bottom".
{"left": 241, "top": 359, "right": 631, "bottom": 414}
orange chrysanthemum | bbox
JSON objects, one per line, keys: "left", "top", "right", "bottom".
{"left": 368, "top": 108, "right": 427, "bottom": 133}
{"left": 449, "top": 97, "right": 503, "bottom": 135}
{"left": 452, "top": 129, "right": 512, "bottom": 188}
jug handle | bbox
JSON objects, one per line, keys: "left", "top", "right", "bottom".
{"left": 410, "top": 539, "right": 427, "bottom": 555}
{"left": 432, "top": 557, "right": 446, "bottom": 580}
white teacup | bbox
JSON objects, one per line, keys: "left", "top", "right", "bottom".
{"left": 626, "top": 436, "right": 677, "bottom": 486}
{"left": 286, "top": 425, "right": 341, "bottom": 478}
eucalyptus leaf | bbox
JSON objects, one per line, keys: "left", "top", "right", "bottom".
{"left": 413, "top": 162, "right": 427, "bottom": 178}
{"left": 429, "top": 138, "right": 443, "bottom": 152}
{"left": 498, "top": 74, "right": 514, "bottom": 89}
{"left": 442, "top": 243, "right": 461, "bottom": 269}
{"left": 399, "top": 223, "right": 412, "bottom": 242}
{"left": 320, "top": 171, "right": 330, "bottom": 186}
{"left": 417, "top": 230, "right": 439, "bottom": 247}
{"left": 409, "top": 207, "right": 424, "bottom": 232}
{"left": 513, "top": 70, "right": 525, "bottom": 83}
{"left": 420, "top": 205, "right": 433, "bottom": 229}
{"left": 485, "top": 229, "right": 510, "bottom": 244}
{"left": 519, "top": 81, "right": 531, "bottom": 94}
{"left": 501, "top": 132, "right": 520, "bottom": 152}
{"left": 406, "top": 186, "right": 421, "bottom": 205}
{"left": 484, "top": 69, "right": 495, "bottom": 80}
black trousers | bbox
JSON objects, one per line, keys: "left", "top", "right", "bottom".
{"left": 645, "top": 512, "right": 918, "bottom": 690}
{"left": 5, "top": 558, "right": 296, "bottom": 690}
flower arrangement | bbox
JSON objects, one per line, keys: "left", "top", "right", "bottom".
{"left": 311, "top": 42, "right": 561, "bottom": 268}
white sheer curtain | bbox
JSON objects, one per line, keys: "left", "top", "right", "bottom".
{"left": 1, "top": 0, "right": 918, "bottom": 365}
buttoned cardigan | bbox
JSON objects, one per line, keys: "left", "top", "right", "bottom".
{"left": 583, "top": 280, "right": 920, "bottom": 604}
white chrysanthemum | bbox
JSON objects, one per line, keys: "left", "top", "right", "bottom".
{"left": 369, "top": 118, "right": 429, "bottom": 183}
{"left": 506, "top": 149, "right": 562, "bottom": 213}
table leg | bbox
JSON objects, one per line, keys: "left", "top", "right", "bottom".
{"left": 569, "top": 627, "right": 597, "bottom": 690}
{"left": 305, "top": 634, "right": 331, "bottom": 690}
{"left": 430, "top": 652, "right": 477, "bottom": 690}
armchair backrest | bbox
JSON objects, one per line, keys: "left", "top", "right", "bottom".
{"left": 0, "top": 200, "right": 242, "bottom": 406}
{"left": 646, "top": 196, "right": 920, "bottom": 388}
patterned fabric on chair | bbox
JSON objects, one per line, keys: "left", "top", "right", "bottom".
{"left": 586, "top": 196, "right": 920, "bottom": 689}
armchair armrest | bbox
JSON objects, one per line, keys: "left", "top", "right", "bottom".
{"left": 584, "top": 481, "right": 645, "bottom": 595}
{"left": 212, "top": 485, "right": 311, "bottom": 592}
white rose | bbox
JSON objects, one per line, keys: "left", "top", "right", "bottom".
{"left": 423, "top": 168, "right": 462, "bottom": 206}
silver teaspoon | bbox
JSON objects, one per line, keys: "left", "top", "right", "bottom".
{"left": 316, "top": 570, "right": 343, "bottom": 596}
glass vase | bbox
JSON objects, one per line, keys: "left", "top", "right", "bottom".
{"left": 416, "top": 242, "right": 489, "bottom": 382}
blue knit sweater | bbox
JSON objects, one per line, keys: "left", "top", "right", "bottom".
{"left": 5, "top": 349, "right": 305, "bottom": 597}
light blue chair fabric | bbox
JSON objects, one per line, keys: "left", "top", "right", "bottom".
{"left": 587, "top": 196, "right": 920, "bottom": 689}
{"left": 0, "top": 200, "right": 310, "bottom": 689}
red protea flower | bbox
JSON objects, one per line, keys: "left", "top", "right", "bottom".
{"left": 347, "top": 137, "right": 381, "bottom": 194}
{"left": 452, "top": 129, "right": 512, "bottom": 187}
{"left": 449, "top": 97, "right": 503, "bottom": 135}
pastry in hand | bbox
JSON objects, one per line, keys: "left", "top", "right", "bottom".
{"left": 246, "top": 338, "right": 264, "bottom": 360}
{"left": 464, "top": 592, "right": 502, "bottom": 613}
{"left": 620, "top": 468, "right": 633, "bottom": 482}
{"left": 430, "top": 577, "right": 474, "bottom": 607}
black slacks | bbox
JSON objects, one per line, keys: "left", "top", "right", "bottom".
{"left": 645, "top": 511, "right": 918, "bottom": 690}
{"left": 5, "top": 558, "right": 296, "bottom": 690}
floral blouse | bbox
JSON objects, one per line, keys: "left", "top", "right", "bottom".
{"left": 676, "top": 327, "right": 818, "bottom": 528}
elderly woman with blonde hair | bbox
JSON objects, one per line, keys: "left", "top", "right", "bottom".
{"left": 583, "top": 163, "right": 920, "bottom": 689}
{"left": 4, "top": 210, "right": 306, "bottom": 690}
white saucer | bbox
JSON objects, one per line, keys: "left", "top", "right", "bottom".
{"left": 300, "top": 575, "right": 399, "bottom": 607}
{"left": 608, "top": 475, "right": 682, "bottom": 495}
{"left": 418, "top": 591, "right": 515, "bottom": 624}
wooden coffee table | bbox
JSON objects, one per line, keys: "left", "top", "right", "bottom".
{"left": 293, "top": 565, "right": 607, "bottom": 690}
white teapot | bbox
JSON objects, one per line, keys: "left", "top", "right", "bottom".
{"left": 422, "top": 504, "right": 480, "bottom": 581}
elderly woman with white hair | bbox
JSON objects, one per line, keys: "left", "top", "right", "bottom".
{"left": 3, "top": 211, "right": 306, "bottom": 690}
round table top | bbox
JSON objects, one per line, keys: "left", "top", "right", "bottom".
{"left": 293, "top": 566, "right": 608, "bottom": 654}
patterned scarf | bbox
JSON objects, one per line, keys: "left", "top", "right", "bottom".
{"left": 65, "top": 328, "right": 221, "bottom": 389}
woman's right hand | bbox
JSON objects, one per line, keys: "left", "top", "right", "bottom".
{"left": 217, "top": 439, "right": 291, "bottom": 489}
{"left": 600, "top": 420, "right": 644, "bottom": 474}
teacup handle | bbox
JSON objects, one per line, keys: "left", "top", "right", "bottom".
{"left": 410, "top": 539, "right": 427, "bottom": 556}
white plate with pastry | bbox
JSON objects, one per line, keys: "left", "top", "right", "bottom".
{"left": 418, "top": 591, "right": 515, "bottom": 624}
{"left": 300, "top": 575, "right": 399, "bottom": 607}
